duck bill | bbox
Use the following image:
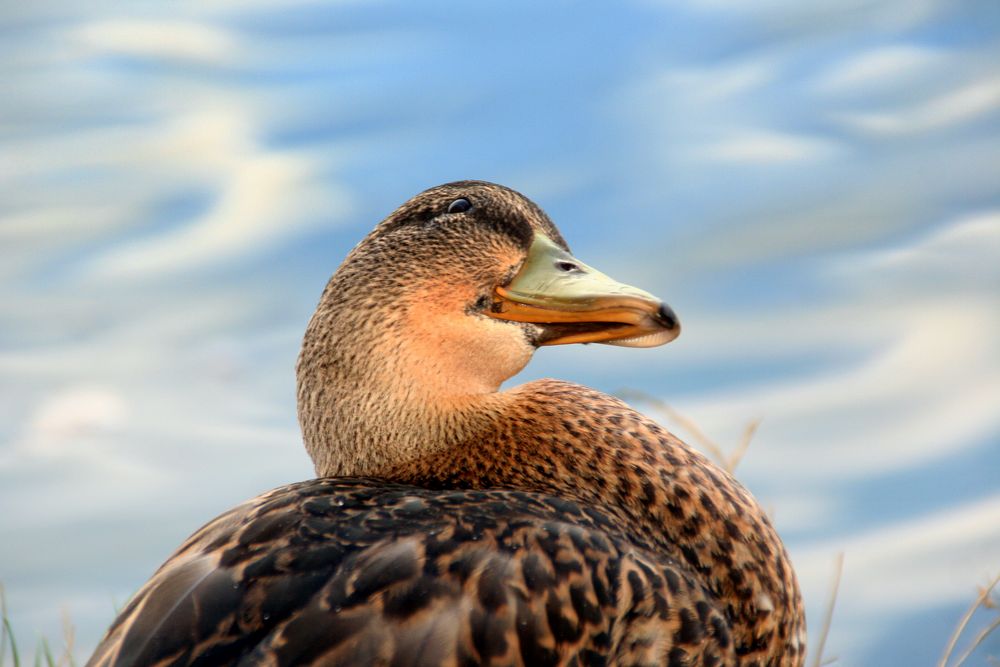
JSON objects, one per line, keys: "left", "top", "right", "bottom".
{"left": 488, "top": 233, "right": 680, "bottom": 348}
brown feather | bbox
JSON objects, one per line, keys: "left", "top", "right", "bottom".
{"left": 88, "top": 181, "right": 805, "bottom": 667}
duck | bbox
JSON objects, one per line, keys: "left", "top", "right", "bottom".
{"left": 86, "top": 181, "right": 805, "bottom": 667}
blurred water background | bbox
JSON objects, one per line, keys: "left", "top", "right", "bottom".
{"left": 2, "top": 1, "right": 999, "bottom": 663}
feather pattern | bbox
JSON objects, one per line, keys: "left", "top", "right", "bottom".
{"left": 90, "top": 480, "right": 735, "bottom": 667}
{"left": 87, "top": 182, "right": 805, "bottom": 666}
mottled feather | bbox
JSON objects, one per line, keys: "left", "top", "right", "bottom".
{"left": 87, "top": 182, "right": 804, "bottom": 667}
{"left": 90, "top": 480, "right": 735, "bottom": 667}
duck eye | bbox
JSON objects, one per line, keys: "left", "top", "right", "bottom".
{"left": 556, "top": 261, "right": 580, "bottom": 272}
{"left": 447, "top": 198, "right": 473, "bottom": 214}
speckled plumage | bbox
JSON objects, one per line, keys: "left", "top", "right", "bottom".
{"left": 88, "top": 182, "right": 805, "bottom": 667}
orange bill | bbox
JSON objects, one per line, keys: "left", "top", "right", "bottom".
{"left": 488, "top": 233, "right": 680, "bottom": 347}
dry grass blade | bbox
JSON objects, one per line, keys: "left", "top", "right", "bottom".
{"left": 939, "top": 572, "right": 1000, "bottom": 667}
{"left": 1, "top": 586, "right": 22, "bottom": 667}
{"left": 37, "top": 637, "right": 55, "bottom": 667}
{"left": 58, "top": 610, "right": 75, "bottom": 667}
{"left": 728, "top": 418, "right": 759, "bottom": 472}
{"left": 617, "top": 389, "right": 727, "bottom": 462}
{"left": 0, "top": 585, "right": 7, "bottom": 667}
{"left": 809, "top": 552, "right": 844, "bottom": 667}
{"left": 617, "top": 389, "right": 755, "bottom": 473}
{"left": 0, "top": 587, "right": 76, "bottom": 667}
{"left": 951, "top": 615, "right": 1000, "bottom": 667}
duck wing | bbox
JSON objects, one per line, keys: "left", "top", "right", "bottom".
{"left": 87, "top": 478, "right": 735, "bottom": 667}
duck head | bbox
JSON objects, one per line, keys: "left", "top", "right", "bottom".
{"left": 297, "top": 181, "right": 679, "bottom": 476}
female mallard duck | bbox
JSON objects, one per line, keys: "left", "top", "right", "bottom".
{"left": 87, "top": 181, "right": 805, "bottom": 667}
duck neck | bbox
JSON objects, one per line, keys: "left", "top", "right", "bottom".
{"left": 297, "top": 352, "right": 493, "bottom": 479}
{"left": 296, "top": 295, "right": 526, "bottom": 478}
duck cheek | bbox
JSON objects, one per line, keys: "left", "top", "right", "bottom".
{"left": 400, "top": 306, "right": 535, "bottom": 394}
{"left": 443, "top": 315, "right": 536, "bottom": 391}
{"left": 481, "top": 317, "right": 537, "bottom": 383}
